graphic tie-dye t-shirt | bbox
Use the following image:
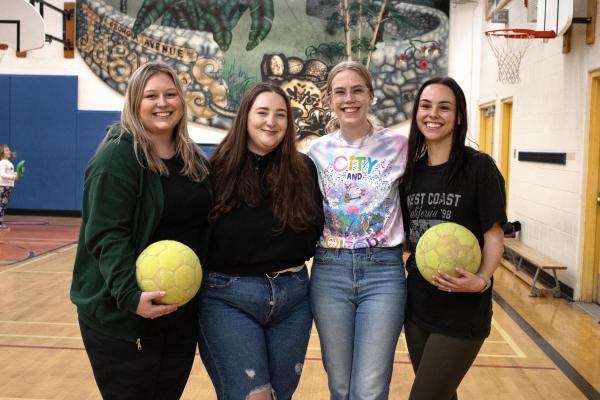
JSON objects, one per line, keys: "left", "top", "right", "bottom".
{"left": 307, "top": 127, "right": 408, "bottom": 249}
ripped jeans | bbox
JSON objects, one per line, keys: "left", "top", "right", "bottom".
{"left": 197, "top": 267, "right": 312, "bottom": 400}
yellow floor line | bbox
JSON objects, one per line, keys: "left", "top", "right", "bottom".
{"left": 491, "top": 317, "right": 527, "bottom": 358}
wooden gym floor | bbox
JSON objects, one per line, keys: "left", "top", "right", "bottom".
{"left": 0, "top": 216, "right": 599, "bottom": 400}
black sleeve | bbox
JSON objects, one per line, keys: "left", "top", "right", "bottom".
{"left": 476, "top": 155, "right": 507, "bottom": 234}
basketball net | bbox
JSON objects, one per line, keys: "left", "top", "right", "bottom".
{"left": 0, "top": 43, "right": 7, "bottom": 64}
{"left": 485, "top": 30, "right": 535, "bottom": 84}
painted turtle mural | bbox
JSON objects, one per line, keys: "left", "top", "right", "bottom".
{"left": 77, "top": 0, "right": 448, "bottom": 143}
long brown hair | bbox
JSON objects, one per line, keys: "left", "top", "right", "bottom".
{"left": 106, "top": 61, "right": 208, "bottom": 182}
{"left": 210, "top": 82, "right": 318, "bottom": 232}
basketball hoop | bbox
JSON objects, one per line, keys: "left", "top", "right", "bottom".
{"left": 0, "top": 43, "right": 8, "bottom": 63}
{"left": 485, "top": 29, "right": 556, "bottom": 84}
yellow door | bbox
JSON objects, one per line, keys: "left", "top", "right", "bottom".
{"left": 500, "top": 100, "right": 512, "bottom": 208}
{"left": 479, "top": 105, "right": 494, "bottom": 155}
{"left": 582, "top": 72, "right": 600, "bottom": 303}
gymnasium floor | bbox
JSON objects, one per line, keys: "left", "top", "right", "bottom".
{"left": 0, "top": 216, "right": 599, "bottom": 399}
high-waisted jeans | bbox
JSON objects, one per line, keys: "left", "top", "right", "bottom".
{"left": 310, "top": 246, "right": 406, "bottom": 400}
{"left": 197, "top": 267, "right": 312, "bottom": 400}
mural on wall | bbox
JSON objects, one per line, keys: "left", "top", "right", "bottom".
{"left": 76, "top": 0, "right": 449, "bottom": 141}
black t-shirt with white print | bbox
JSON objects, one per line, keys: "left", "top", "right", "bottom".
{"left": 403, "top": 148, "right": 506, "bottom": 339}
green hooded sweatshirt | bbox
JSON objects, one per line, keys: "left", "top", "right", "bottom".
{"left": 71, "top": 128, "right": 165, "bottom": 342}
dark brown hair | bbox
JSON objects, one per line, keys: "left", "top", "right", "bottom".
{"left": 210, "top": 82, "right": 319, "bottom": 232}
{"left": 403, "top": 76, "right": 469, "bottom": 191}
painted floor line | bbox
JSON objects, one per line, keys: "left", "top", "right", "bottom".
{"left": 493, "top": 291, "right": 600, "bottom": 400}
{"left": 8, "top": 270, "right": 72, "bottom": 274}
{"left": 0, "top": 320, "right": 79, "bottom": 326}
{"left": 0, "top": 334, "right": 82, "bottom": 340}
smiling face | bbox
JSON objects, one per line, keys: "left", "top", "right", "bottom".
{"left": 246, "top": 92, "right": 288, "bottom": 155}
{"left": 416, "top": 83, "right": 458, "bottom": 149}
{"left": 139, "top": 72, "right": 184, "bottom": 137}
{"left": 330, "top": 69, "right": 373, "bottom": 135}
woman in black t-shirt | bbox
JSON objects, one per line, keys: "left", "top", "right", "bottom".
{"left": 401, "top": 77, "right": 507, "bottom": 400}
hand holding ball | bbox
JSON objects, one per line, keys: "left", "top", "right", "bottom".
{"left": 415, "top": 223, "right": 481, "bottom": 285}
{"left": 136, "top": 240, "right": 202, "bottom": 306}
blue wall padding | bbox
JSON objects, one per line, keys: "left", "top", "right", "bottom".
{"left": 9, "top": 75, "right": 78, "bottom": 210}
{"left": 0, "top": 76, "right": 10, "bottom": 145}
{"left": 2, "top": 74, "right": 209, "bottom": 212}
{"left": 76, "top": 111, "right": 120, "bottom": 207}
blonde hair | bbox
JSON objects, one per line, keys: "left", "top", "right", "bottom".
{"left": 108, "top": 61, "right": 208, "bottom": 182}
{"left": 322, "top": 61, "right": 375, "bottom": 133}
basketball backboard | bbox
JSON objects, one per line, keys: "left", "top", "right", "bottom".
{"left": 0, "top": 0, "right": 45, "bottom": 52}
{"left": 536, "top": 0, "right": 573, "bottom": 36}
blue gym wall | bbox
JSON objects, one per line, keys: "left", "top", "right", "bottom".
{"left": 0, "top": 74, "right": 120, "bottom": 212}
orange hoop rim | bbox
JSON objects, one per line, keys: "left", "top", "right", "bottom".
{"left": 485, "top": 28, "right": 557, "bottom": 39}
{"left": 0, "top": 43, "right": 8, "bottom": 50}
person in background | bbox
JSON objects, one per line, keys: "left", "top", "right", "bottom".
{"left": 307, "top": 61, "right": 409, "bottom": 399}
{"left": 197, "top": 82, "right": 323, "bottom": 400}
{"left": 401, "top": 76, "right": 506, "bottom": 400}
{"left": 70, "top": 61, "right": 212, "bottom": 399}
{"left": 0, "top": 144, "right": 18, "bottom": 230}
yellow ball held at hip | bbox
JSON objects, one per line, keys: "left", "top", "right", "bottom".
{"left": 135, "top": 240, "right": 202, "bottom": 306}
{"left": 415, "top": 222, "right": 481, "bottom": 285}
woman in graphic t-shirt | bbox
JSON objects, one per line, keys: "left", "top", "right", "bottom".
{"left": 401, "top": 76, "right": 506, "bottom": 399}
{"left": 307, "top": 61, "right": 408, "bottom": 399}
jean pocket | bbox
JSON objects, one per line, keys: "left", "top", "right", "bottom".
{"left": 204, "top": 271, "right": 236, "bottom": 289}
{"left": 290, "top": 267, "right": 309, "bottom": 283}
{"left": 370, "top": 247, "right": 404, "bottom": 266}
{"left": 313, "top": 248, "right": 333, "bottom": 264}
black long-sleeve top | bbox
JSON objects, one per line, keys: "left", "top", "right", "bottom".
{"left": 205, "top": 151, "right": 324, "bottom": 275}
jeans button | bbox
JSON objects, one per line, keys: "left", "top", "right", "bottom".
{"left": 269, "top": 300, "right": 274, "bottom": 306}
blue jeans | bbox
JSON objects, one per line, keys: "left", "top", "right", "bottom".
{"left": 197, "top": 267, "right": 312, "bottom": 400}
{"left": 310, "top": 246, "right": 406, "bottom": 400}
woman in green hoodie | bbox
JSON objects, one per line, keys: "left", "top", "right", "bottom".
{"left": 70, "top": 61, "right": 211, "bottom": 399}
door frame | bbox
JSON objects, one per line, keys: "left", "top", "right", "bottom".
{"left": 580, "top": 69, "right": 600, "bottom": 302}
{"left": 479, "top": 102, "right": 495, "bottom": 155}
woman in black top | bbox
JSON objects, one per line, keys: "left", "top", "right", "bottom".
{"left": 401, "top": 77, "right": 506, "bottom": 400}
{"left": 197, "top": 82, "right": 323, "bottom": 400}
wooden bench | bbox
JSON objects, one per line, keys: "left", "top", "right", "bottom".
{"left": 502, "top": 238, "right": 567, "bottom": 297}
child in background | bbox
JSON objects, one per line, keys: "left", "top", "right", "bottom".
{"left": 0, "top": 144, "right": 18, "bottom": 230}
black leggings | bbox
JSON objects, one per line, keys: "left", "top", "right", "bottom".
{"left": 405, "top": 320, "right": 484, "bottom": 400}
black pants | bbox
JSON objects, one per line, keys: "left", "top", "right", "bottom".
{"left": 405, "top": 319, "right": 484, "bottom": 400}
{"left": 79, "top": 303, "right": 197, "bottom": 400}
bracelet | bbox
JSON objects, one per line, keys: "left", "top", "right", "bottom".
{"left": 476, "top": 273, "right": 492, "bottom": 293}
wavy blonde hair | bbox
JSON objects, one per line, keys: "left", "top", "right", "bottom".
{"left": 322, "top": 61, "right": 376, "bottom": 133}
{"left": 108, "top": 61, "right": 208, "bottom": 182}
